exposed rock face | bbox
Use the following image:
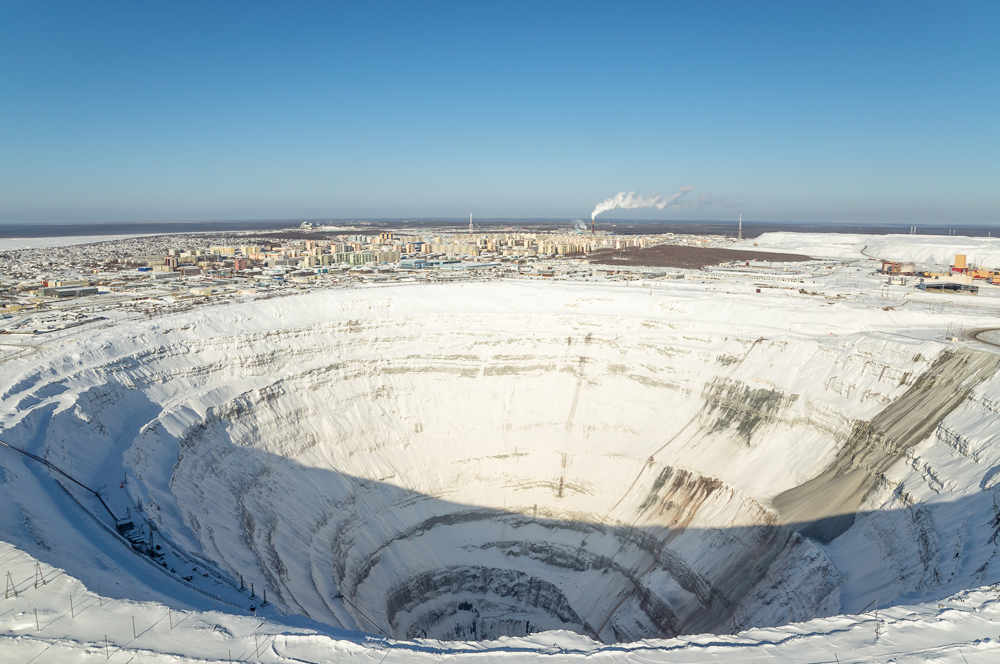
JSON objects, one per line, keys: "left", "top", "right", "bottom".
{"left": 773, "top": 349, "right": 1000, "bottom": 542}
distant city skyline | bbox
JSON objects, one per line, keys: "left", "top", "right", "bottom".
{"left": 1, "top": 1, "right": 997, "bottom": 225}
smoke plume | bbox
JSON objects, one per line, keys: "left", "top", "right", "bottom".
{"left": 590, "top": 186, "right": 695, "bottom": 221}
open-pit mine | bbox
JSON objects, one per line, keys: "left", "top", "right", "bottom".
{"left": 2, "top": 279, "right": 1000, "bottom": 661}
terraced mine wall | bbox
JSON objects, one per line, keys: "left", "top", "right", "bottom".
{"left": 773, "top": 348, "right": 1000, "bottom": 542}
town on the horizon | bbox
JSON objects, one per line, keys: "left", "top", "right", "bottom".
{"left": 1, "top": 223, "right": 997, "bottom": 344}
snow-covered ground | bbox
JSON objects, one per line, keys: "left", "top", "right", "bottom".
{"left": 3, "top": 275, "right": 1000, "bottom": 661}
{"left": 0, "top": 234, "right": 158, "bottom": 251}
{"left": 2, "top": 540, "right": 999, "bottom": 663}
{"left": 738, "top": 232, "right": 1000, "bottom": 268}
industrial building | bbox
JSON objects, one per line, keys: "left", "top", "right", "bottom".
{"left": 920, "top": 282, "right": 979, "bottom": 295}
{"left": 39, "top": 286, "right": 99, "bottom": 298}
{"left": 949, "top": 254, "right": 1000, "bottom": 284}
{"left": 880, "top": 260, "right": 915, "bottom": 275}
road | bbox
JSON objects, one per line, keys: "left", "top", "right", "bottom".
{"left": 0, "top": 340, "right": 43, "bottom": 363}
{"left": 967, "top": 327, "right": 1000, "bottom": 349}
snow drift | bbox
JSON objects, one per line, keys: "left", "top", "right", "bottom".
{"left": 738, "top": 231, "right": 1000, "bottom": 267}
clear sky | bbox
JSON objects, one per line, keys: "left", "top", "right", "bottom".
{"left": 1, "top": 1, "right": 997, "bottom": 225}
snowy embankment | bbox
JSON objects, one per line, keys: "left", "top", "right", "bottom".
{"left": 2, "top": 280, "right": 1000, "bottom": 660}
{"left": 737, "top": 232, "right": 1000, "bottom": 267}
{"left": 0, "top": 234, "right": 156, "bottom": 251}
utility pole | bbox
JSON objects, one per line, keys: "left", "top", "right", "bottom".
{"left": 6, "top": 571, "right": 17, "bottom": 598}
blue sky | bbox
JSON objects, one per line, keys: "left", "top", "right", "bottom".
{"left": 1, "top": 1, "right": 997, "bottom": 224}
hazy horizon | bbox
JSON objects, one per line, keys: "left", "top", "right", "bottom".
{"left": 4, "top": 217, "right": 1000, "bottom": 243}
{"left": 3, "top": 217, "right": 999, "bottom": 227}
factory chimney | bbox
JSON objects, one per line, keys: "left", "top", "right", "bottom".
{"left": 738, "top": 214, "right": 743, "bottom": 241}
